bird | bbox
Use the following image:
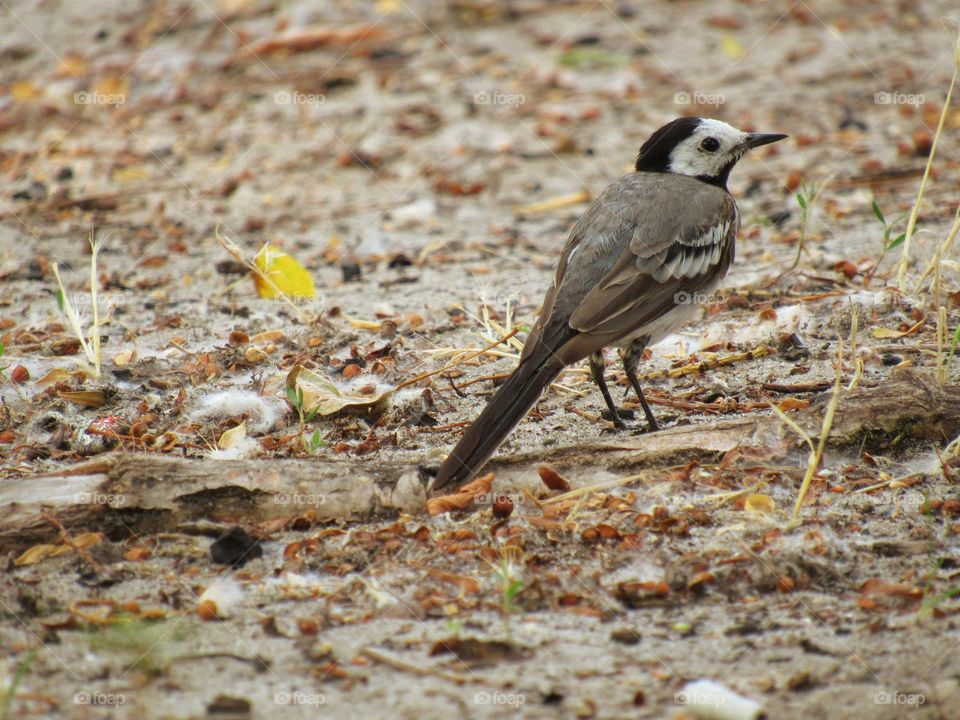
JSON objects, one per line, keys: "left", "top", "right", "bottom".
{"left": 431, "top": 117, "right": 787, "bottom": 495}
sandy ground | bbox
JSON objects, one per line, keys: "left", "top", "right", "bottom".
{"left": 2, "top": 0, "right": 960, "bottom": 718}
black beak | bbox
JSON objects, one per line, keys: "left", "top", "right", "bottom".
{"left": 744, "top": 133, "right": 788, "bottom": 149}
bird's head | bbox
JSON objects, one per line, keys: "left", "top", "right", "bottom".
{"left": 635, "top": 117, "right": 787, "bottom": 188}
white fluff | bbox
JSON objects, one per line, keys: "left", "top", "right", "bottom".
{"left": 208, "top": 437, "right": 261, "bottom": 460}
{"left": 191, "top": 390, "right": 281, "bottom": 433}
{"left": 198, "top": 579, "right": 245, "bottom": 618}
{"left": 677, "top": 679, "right": 764, "bottom": 720}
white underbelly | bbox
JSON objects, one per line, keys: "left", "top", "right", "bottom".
{"left": 616, "top": 279, "right": 722, "bottom": 349}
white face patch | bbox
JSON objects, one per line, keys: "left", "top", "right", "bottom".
{"left": 667, "top": 119, "right": 748, "bottom": 178}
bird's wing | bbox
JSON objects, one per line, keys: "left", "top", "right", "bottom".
{"left": 523, "top": 173, "right": 737, "bottom": 366}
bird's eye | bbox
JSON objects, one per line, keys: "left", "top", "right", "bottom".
{"left": 701, "top": 137, "right": 720, "bottom": 152}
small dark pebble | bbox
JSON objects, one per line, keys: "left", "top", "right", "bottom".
{"left": 215, "top": 260, "right": 248, "bottom": 275}
{"left": 404, "top": 409, "right": 439, "bottom": 427}
{"left": 610, "top": 628, "right": 641, "bottom": 645}
{"left": 543, "top": 691, "right": 564, "bottom": 705}
{"left": 341, "top": 261, "right": 362, "bottom": 282}
{"left": 743, "top": 179, "right": 763, "bottom": 198}
{"left": 600, "top": 408, "right": 635, "bottom": 422}
{"left": 210, "top": 526, "right": 263, "bottom": 568}
{"left": 786, "top": 671, "right": 815, "bottom": 692}
{"left": 207, "top": 695, "right": 252, "bottom": 718}
{"left": 839, "top": 108, "right": 868, "bottom": 131}
{"left": 56, "top": 166, "right": 74, "bottom": 181}
{"left": 369, "top": 47, "right": 406, "bottom": 61}
{"left": 387, "top": 253, "right": 413, "bottom": 268}
{"left": 881, "top": 353, "right": 902, "bottom": 366}
{"left": 12, "top": 181, "right": 48, "bottom": 202}
{"left": 768, "top": 209, "right": 792, "bottom": 226}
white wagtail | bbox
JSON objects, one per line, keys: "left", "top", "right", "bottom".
{"left": 431, "top": 117, "right": 786, "bottom": 495}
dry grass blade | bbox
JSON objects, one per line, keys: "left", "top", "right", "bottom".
{"left": 540, "top": 473, "right": 646, "bottom": 506}
{"left": 51, "top": 233, "right": 104, "bottom": 378}
{"left": 778, "top": 309, "right": 858, "bottom": 525}
{"left": 898, "top": 27, "right": 960, "bottom": 290}
{"left": 789, "top": 342, "right": 843, "bottom": 525}
{"left": 396, "top": 328, "right": 519, "bottom": 390}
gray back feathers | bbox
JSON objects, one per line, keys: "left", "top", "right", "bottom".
{"left": 521, "top": 172, "right": 737, "bottom": 366}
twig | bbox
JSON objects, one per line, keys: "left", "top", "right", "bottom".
{"left": 41, "top": 511, "right": 105, "bottom": 574}
{"left": 635, "top": 346, "right": 774, "bottom": 383}
{"left": 360, "top": 647, "right": 472, "bottom": 684}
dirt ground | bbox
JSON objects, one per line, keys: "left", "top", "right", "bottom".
{"left": 2, "top": 0, "right": 960, "bottom": 718}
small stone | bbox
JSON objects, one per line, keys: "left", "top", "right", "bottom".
{"left": 210, "top": 526, "right": 263, "bottom": 568}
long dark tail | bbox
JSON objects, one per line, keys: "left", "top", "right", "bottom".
{"left": 431, "top": 358, "right": 562, "bottom": 494}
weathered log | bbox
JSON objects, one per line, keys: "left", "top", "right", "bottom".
{"left": 2, "top": 370, "right": 956, "bottom": 553}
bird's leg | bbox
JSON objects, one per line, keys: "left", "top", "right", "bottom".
{"left": 621, "top": 338, "right": 659, "bottom": 432}
{"left": 588, "top": 350, "right": 626, "bottom": 429}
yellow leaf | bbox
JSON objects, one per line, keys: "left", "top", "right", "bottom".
{"left": 112, "top": 165, "right": 149, "bottom": 182}
{"left": 253, "top": 244, "right": 316, "bottom": 299}
{"left": 872, "top": 317, "right": 926, "bottom": 339}
{"left": 73, "top": 532, "right": 105, "bottom": 549}
{"left": 57, "top": 55, "right": 89, "bottom": 77}
{"left": 744, "top": 494, "right": 776, "bottom": 514}
{"left": 15, "top": 544, "right": 62, "bottom": 566}
{"left": 92, "top": 76, "right": 128, "bottom": 98}
{"left": 14, "top": 533, "right": 103, "bottom": 566}
{"left": 721, "top": 34, "right": 744, "bottom": 59}
{"left": 286, "top": 364, "right": 393, "bottom": 417}
{"left": 218, "top": 421, "right": 247, "bottom": 450}
{"left": 11, "top": 81, "right": 43, "bottom": 103}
